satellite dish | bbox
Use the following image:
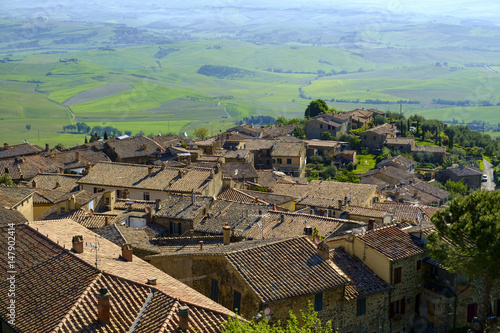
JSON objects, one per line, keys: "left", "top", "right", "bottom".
{"left": 314, "top": 234, "right": 320, "bottom": 245}
{"left": 89, "top": 209, "right": 94, "bottom": 216}
{"left": 145, "top": 207, "right": 151, "bottom": 214}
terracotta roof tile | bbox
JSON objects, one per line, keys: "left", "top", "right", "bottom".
{"left": 26, "top": 173, "right": 82, "bottom": 192}
{"left": 330, "top": 248, "right": 392, "bottom": 300}
{"left": 356, "top": 225, "right": 424, "bottom": 261}
{"left": 244, "top": 211, "right": 364, "bottom": 240}
{"left": 220, "top": 162, "right": 258, "bottom": 180}
{"left": 225, "top": 237, "right": 349, "bottom": 303}
{"left": 0, "top": 143, "right": 43, "bottom": 159}
{"left": 271, "top": 141, "right": 304, "bottom": 157}
{"left": 345, "top": 205, "right": 392, "bottom": 219}
{"left": 155, "top": 194, "right": 213, "bottom": 220}
{"left": 372, "top": 202, "right": 437, "bottom": 223}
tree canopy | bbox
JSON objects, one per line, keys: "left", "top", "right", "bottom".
{"left": 193, "top": 127, "right": 209, "bottom": 139}
{"left": 304, "top": 99, "right": 330, "bottom": 118}
{"left": 222, "top": 301, "right": 334, "bottom": 333}
{"left": 426, "top": 190, "right": 500, "bottom": 331}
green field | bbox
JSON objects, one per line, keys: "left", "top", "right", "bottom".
{"left": 2, "top": 17, "right": 500, "bottom": 147}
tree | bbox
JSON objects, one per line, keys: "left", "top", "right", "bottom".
{"left": 0, "top": 174, "right": 14, "bottom": 186}
{"left": 26, "top": 124, "right": 31, "bottom": 131}
{"left": 292, "top": 126, "right": 305, "bottom": 139}
{"left": 103, "top": 131, "right": 108, "bottom": 140}
{"left": 275, "top": 116, "right": 287, "bottom": 126}
{"left": 304, "top": 99, "right": 330, "bottom": 118}
{"left": 426, "top": 191, "right": 500, "bottom": 332}
{"left": 222, "top": 301, "right": 333, "bottom": 332}
{"left": 193, "top": 127, "right": 209, "bottom": 139}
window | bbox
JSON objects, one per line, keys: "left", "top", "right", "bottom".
{"left": 327, "top": 125, "right": 331, "bottom": 130}
{"left": 94, "top": 187, "right": 98, "bottom": 193}
{"left": 266, "top": 159, "right": 271, "bottom": 165}
{"left": 143, "top": 192, "right": 150, "bottom": 200}
{"left": 60, "top": 207, "right": 65, "bottom": 213}
{"left": 389, "top": 298, "right": 405, "bottom": 318}
{"left": 287, "top": 159, "right": 292, "bottom": 165}
{"left": 357, "top": 298, "right": 366, "bottom": 316}
{"left": 467, "top": 303, "right": 478, "bottom": 323}
{"left": 277, "top": 158, "right": 282, "bottom": 164}
{"left": 211, "top": 279, "right": 219, "bottom": 302}
{"left": 320, "top": 124, "right": 323, "bottom": 129}
{"left": 169, "top": 222, "right": 181, "bottom": 235}
{"left": 496, "top": 299, "right": 500, "bottom": 317}
{"left": 233, "top": 290, "right": 242, "bottom": 313}
{"left": 272, "top": 159, "right": 276, "bottom": 164}
{"left": 393, "top": 267, "right": 402, "bottom": 284}
{"left": 416, "top": 260, "right": 422, "bottom": 270}
{"left": 314, "top": 292, "right": 323, "bottom": 311}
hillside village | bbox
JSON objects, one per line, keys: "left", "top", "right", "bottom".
{"left": 1, "top": 106, "right": 499, "bottom": 333}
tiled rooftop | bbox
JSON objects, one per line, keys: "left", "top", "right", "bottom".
{"left": 365, "top": 123, "right": 396, "bottom": 135}
{"left": 0, "top": 206, "right": 28, "bottom": 225}
{"left": 195, "top": 199, "right": 272, "bottom": 234}
{"left": 271, "top": 141, "right": 304, "bottom": 157}
{"left": 225, "top": 237, "right": 349, "bottom": 303}
{"left": 26, "top": 173, "right": 82, "bottom": 192}
{"left": 0, "top": 143, "right": 43, "bottom": 159}
{"left": 444, "top": 165, "right": 483, "bottom": 177}
{"left": 0, "top": 222, "right": 231, "bottom": 332}
{"left": 79, "top": 162, "right": 214, "bottom": 194}
{"left": 0, "top": 186, "right": 35, "bottom": 207}
{"left": 243, "top": 211, "right": 364, "bottom": 240}
{"left": 376, "top": 155, "right": 415, "bottom": 169}
{"left": 155, "top": 194, "right": 213, "bottom": 220}
{"left": 31, "top": 219, "right": 235, "bottom": 315}
{"left": 372, "top": 202, "right": 438, "bottom": 223}
{"left": 330, "top": 248, "right": 392, "bottom": 300}
{"left": 220, "top": 162, "right": 258, "bottom": 180}
{"left": 345, "top": 205, "right": 392, "bottom": 219}
{"left": 107, "top": 135, "right": 164, "bottom": 159}
{"left": 355, "top": 225, "right": 424, "bottom": 261}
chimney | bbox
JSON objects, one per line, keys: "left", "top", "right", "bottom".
{"left": 317, "top": 240, "right": 330, "bottom": 260}
{"left": 223, "top": 225, "right": 231, "bottom": 245}
{"left": 69, "top": 195, "right": 76, "bottom": 210}
{"left": 148, "top": 165, "right": 154, "bottom": 175}
{"left": 3, "top": 143, "right": 8, "bottom": 150}
{"left": 97, "top": 288, "right": 111, "bottom": 324}
{"left": 123, "top": 189, "right": 130, "bottom": 199}
{"left": 55, "top": 181, "right": 60, "bottom": 189}
{"left": 32, "top": 180, "right": 37, "bottom": 188}
{"left": 72, "top": 235, "right": 84, "bottom": 253}
{"left": 155, "top": 199, "right": 161, "bottom": 211}
{"left": 304, "top": 226, "right": 313, "bottom": 235}
{"left": 75, "top": 151, "right": 80, "bottom": 161}
{"left": 179, "top": 305, "right": 190, "bottom": 331}
{"left": 191, "top": 190, "right": 195, "bottom": 205}
{"left": 146, "top": 277, "right": 157, "bottom": 286}
{"left": 344, "top": 196, "right": 348, "bottom": 205}
{"left": 45, "top": 143, "right": 49, "bottom": 152}
{"left": 178, "top": 169, "right": 184, "bottom": 178}
{"left": 161, "top": 162, "right": 167, "bottom": 169}
{"left": 368, "top": 219, "right": 375, "bottom": 231}
{"left": 338, "top": 199, "right": 343, "bottom": 210}
{"left": 121, "top": 243, "right": 133, "bottom": 262}
{"left": 105, "top": 216, "right": 109, "bottom": 226}
{"left": 279, "top": 214, "right": 285, "bottom": 223}
{"left": 199, "top": 241, "right": 203, "bottom": 251}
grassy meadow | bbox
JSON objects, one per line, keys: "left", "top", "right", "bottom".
{"left": 2, "top": 19, "right": 500, "bottom": 147}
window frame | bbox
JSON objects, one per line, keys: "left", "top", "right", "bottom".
{"left": 357, "top": 297, "right": 366, "bottom": 316}
{"left": 211, "top": 279, "right": 219, "bottom": 302}
{"left": 314, "top": 292, "right": 323, "bottom": 311}
{"left": 393, "top": 267, "right": 402, "bottom": 284}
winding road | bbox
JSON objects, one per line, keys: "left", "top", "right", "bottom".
{"left": 481, "top": 158, "right": 496, "bottom": 191}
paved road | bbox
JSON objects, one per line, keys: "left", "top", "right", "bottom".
{"left": 481, "top": 158, "right": 496, "bottom": 191}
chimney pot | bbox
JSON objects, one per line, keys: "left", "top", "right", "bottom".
{"left": 279, "top": 214, "right": 285, "bottom": 223}
{"left": 338, "top": 199, "right": 343, "bottom": 210}
{"left": 199, "top": 241, "right": 203, "bottom": 250}
{"left": 148, "top": 165, "right": 154, "bottom": 175}
{"left": 179, "top": 305, "right": 189, "bottom": 331}
{"left": 105, "top": 216, "right": 109, "bottom": 225}
{"left": 368, "top": 219, "right": 375, "bottom": 231}
{"left": 45, "top": 143, "right": 49, "bottom": 152}
{"left": 223, "top": 225, "right": 231, "bottom": 245}
{"left": 317, "top": 240, "right": 330, "bottom": 260}
{"left": 3, "top": 143, "right": 8, "bottom": 150}
{"left": 75, "top": 151, "right": 80, "bottom": 161}
{"left": 72, "top": 235, "right": 84, "bottom": 253}
{"left": 97, "top": 287, "right": 111, "bottom": 324}
{"left": 304, "top": 226, "right": 313, "bottom": 235}
{"left": 146, "top": 277, "right": 157, "bottom": 285}
{"left": 121, "top": 243, "right": 133, "bottom": 262}
{"left": 32, "top": 180, "right": 37, "bottom": 188}
{"left": 178, "top": 169, "right": 184, "bottom": 178}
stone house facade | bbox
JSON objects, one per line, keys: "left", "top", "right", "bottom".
{"left": 305, "top": 113, "right": 349, "bottom": 139}
{"left": 361, "top": 124, "right": 397, "bottom": 151}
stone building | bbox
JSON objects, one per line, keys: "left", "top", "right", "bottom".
{"left": 361, "top": 124, "right": 397, "bottom": 151}
{"left": 145, "top": 237, "right": 349, "bottom": 322}
{"left": 328, "top": 225, "right": 426, "bottom": 332}
{"left": 305, "top": 113, "right": 349, "bottom": 139}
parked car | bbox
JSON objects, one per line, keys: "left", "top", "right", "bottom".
{"left": 482, "top": 174, "right": 488, "bottom": 182}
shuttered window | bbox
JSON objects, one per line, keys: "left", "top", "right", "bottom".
{"left": 211, "top": 279, "right": 219, "bottom": 302}
{"left": 394, "top": 267, "right": 402, "bottom": 284}
{"left": 233, "top": 291, "right": 242, "bottom": 313}
{"left": 314, "top": 292, "right": 323, "bottom": 311}
{"left": 357, "top": 298, "right": 366, "bottom": 316}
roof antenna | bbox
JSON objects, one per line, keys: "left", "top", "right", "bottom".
{"left": 89, "top": 235, "right": 101, "bottom": 269}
